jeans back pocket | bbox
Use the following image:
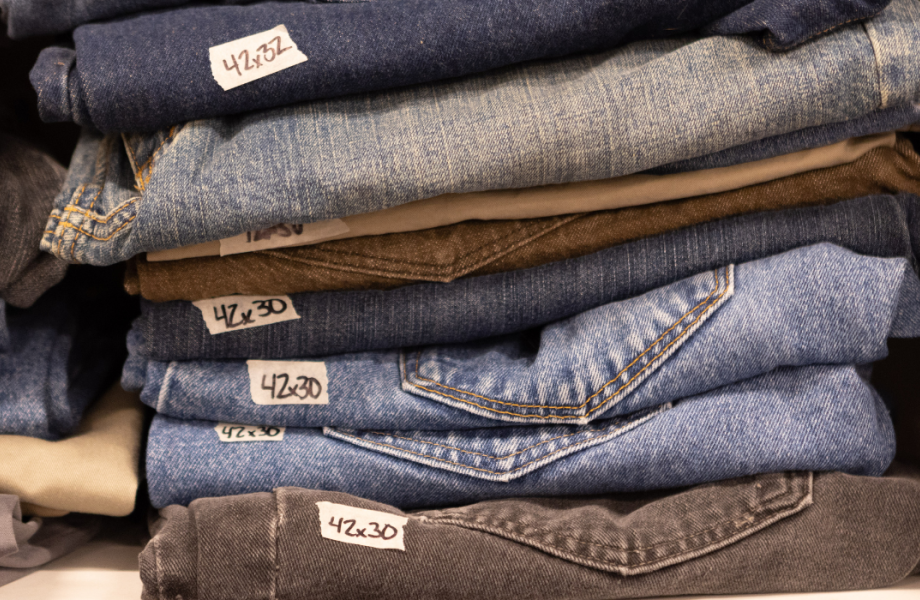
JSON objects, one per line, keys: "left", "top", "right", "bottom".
{"left": 401, "top": 264, "right": 734, "bottom": 424}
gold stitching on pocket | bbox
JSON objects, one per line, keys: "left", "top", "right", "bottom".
{"left": 405, "top": 266, "right": 730, "bottom": 419}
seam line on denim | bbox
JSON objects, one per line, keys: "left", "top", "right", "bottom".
{"left": 271, "top": 489, "right": 280, "bottom": 600}
{"left": 428, "top": 476, "right": 801, "bottom": 555}
{"left": 136, "top": 126, "right": 179, "bottom": 192}
{"left": 329, "top": 406, "right": 666, "bottom": 475}
{"left": 863, "top": 18, "right": 889, "bottom": 109}
{"left": 46, "top": 215, "right": 138, "bottom": 241}
{"left": 405, "top": 266, "right": 730, "bottom": 418}
{"left": 71, "top": 137, "right": 114, "bottom": 259}
{"left": 56, "top": 197, "right": 140, "bottom": 223}
{"left": 259, "top": 217, "right": 576, "bottom": 278}
{"left": 362, "top": 425, "right": 633, "bottom": 460}
{"left": 761, "top": 8, "right": 887, "bottom": 52}
{"left": 122, "top": 134, "right": 139, "bottom": 173}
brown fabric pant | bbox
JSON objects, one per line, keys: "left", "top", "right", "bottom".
{"left": 128, "top": 136, "right": 920, "bottom": 302}
{"left": 140, "top": 466, "right": 920, "bottom": 600}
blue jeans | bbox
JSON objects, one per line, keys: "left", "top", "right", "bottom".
{"left": 124, "top": 243, "right": 920, "bottom": 428}
{"left": 28, "top": 0, "right": 892, "bottom": 131}
{"left": 705, "top": 0, "right": 892, "bottom": 50}
{"left": 0, "top": 279, "right": 127, "bottom": 439}
{"left": 39, "top": 0, "right": 920, "bottom": 266}
{"left": 144, "top": 364, "right": 896, "bottom": 508}
{"left": 131, "top": 193, "right": 920, "bottom": 361}
{"left": 0, "top": 301, "right": 8, "bottom": 353}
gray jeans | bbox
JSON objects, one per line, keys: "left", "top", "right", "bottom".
{"left": 141, "top": 464, "right": 920, "bottom": 600}
{"left": 0, "top": 133, "right": 67, "bottom": 309}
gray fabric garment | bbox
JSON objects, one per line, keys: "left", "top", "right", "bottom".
{"left": 0, "top": 494, "right": 100, "bottom": 587}
{"left": 0, "top": 495, "right": 39, "bottom": 560}
{"left": 0, "top": 133, "right": 68, "bottom": 309}
{"left": 141, "top": 465, "right": 920, "bottom": 599}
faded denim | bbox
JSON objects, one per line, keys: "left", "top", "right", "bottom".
{"left": 140, "top": 466, "right": 920, "bottom": 600}
{"left": 40, "top": 0, "right": 920, "bottom": 266}
{"left": 29, "top": 0, "right": 893, "bottom": 131}
{"left": 145, "top": 363, "right": 896, "bottom": 508}
{"left": 124, "top": 244, "right": 920, "bottom": 428}
{"left": 132, "top": 194, "right": 920, "bottom": 361}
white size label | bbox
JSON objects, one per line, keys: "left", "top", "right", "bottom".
{"left": 317, "top": 502, "right": 408, "bottom": 551}
{"left": 220, "top": 220, "right": 351, "bottom": 256}
{"left": 209, "top": 25, "right": 308, "bottom": 91}
{"left": 192, "top": 295, "right": 300, "bottom": 334}
{"left": 214, "top": 423, "right": 286, "bottom": 442}
{"left": 247, "top": 360, "right": 329, "bottom": 405}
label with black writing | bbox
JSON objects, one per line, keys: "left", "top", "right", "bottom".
{"left": 192, "top": 295, "right": 300, "bottom": 334}
{"left": 219, "top": 220, "right": 351, "bottom": 256}
{"left": 214, "top": 423, "right": 286, "bottom": 442}
{"left": 209, "top": 25, "right": 308, "bottom": 91}
{"left": 316, "top": 502, "right": 408, "bottom": 551}
{"left": 247, "top": 360, "right": 329, "bottom": 405}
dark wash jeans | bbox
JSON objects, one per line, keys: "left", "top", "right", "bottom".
{"left": 135, "top": 193, "right": 920, "bottom": 361}
{"left": 4, "top": 0, "right": 891, "bottom": 42}
{"left": 27, "top": 0, "right": 892, "bottom": 131}
{"left": 140, "top": 465, "right": 920, "bottom": 600}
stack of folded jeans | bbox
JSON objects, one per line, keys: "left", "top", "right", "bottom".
{"left": 0, "top": 134, "right": 129, "bottom": 442}
{"left": 0, "top": 111, "right": 143, "bottom": 582}
{"left": 19, "top": 0, "right": 920, "bottom": 596}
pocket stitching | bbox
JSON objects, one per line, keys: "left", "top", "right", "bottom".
{"left": 405, "top": 266, "right": 730, "bottom": 419}
{"left": 329, "top": 405, "right": 666, "bottom": 476}
{"left": 425, "top": 473, "right": 808, "bottom": 566}
{"left": 257, "top": 216, "right": 578, "bottom": 277}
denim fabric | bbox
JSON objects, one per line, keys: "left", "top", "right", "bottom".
{"left": 648, "top": 103, "right": 920, "bottom": 175}
{"left": 0, "top": 134, "right": 68, "bottom": 309}
{"left": 124, "top": 244, "right": 920, "bottom": 429}
{"left": 145, "top": 363, "right": 895, "bottom": 508}
{"left": 30, "top": 0, "right": 893, "bottom": 132}
{"left": 39, "top": 0, "right": 920, "bottom": 265}
{"left": 129, "top": 134, "right": 919, "bottom": 301}
{"left": 706, "top": 0, "right": 892, "bottom": 51}
{"left": 132, "top": 194, "right": 920, "bottom": 361}
{"left": 140, "top": 466, "right": 920, "bottom": 600}
{"left": 0, "top": 271, "right": 131, "bottom": 440}
{"left": 0, "top": 0, "right": 251, "bottom": 38}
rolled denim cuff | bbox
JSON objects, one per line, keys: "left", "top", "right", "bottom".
{"left": 30, "top": 47, "right": 92, "bottom": 127}
{"left": 707, "top": 0, "right": 893, "bottom": 51}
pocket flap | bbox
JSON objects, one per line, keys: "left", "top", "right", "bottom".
{"left": 402, "top": 265, "right": 733, "bottom": 424}
{"left": 416, "top": 471, "right": 813, "bottom": 576}
{"left": 323, "top": 403, "right": 669, "bottom": 483}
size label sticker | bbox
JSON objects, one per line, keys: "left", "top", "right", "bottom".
{"left": 247, "top": 360, "right": 329, "bottom": 405}
{"left": 209, "top": 25, "right": 307, "bottom": 91}
{"left": 220, "top": 220, "right": 351, "bottom": 256}
{"left": 214, "top": 423, "right": 285, "bottom": 442}
{"left": 317, "top": 502, "right": 408, "bottom": 551}
{"left": 192, "top": 295, "right": 300, "bottom": 334}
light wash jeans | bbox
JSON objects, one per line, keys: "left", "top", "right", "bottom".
{"left": 145, "top": 363, "right": 895, "bottom": 508}
{"left": 41, "top": 0, "right": 920, "bottom": 266}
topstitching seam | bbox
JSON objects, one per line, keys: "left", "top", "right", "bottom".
{"left": 405, "top": 266, "right": 730, "bottom": 418}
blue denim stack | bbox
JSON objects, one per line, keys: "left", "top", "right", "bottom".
{"left": 19, "top": 0, "right": 920, "bottom": 510}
